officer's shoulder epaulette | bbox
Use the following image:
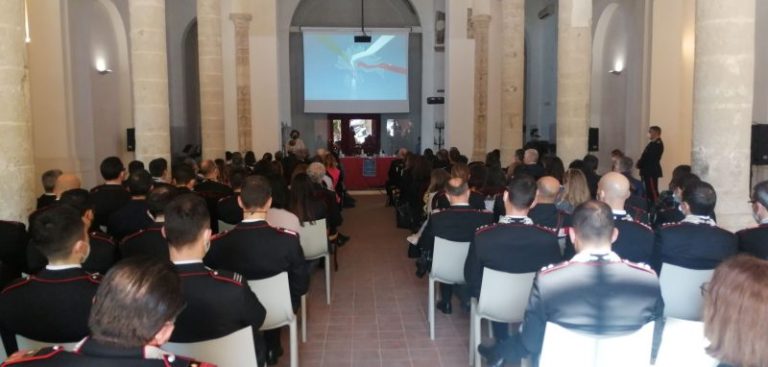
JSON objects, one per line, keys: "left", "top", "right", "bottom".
{"left": 86, "top": 272, "right": 103, "bottom": 283}
{"left": 211, "top": 230, "right": 231, "bottom": 241}
{"left": 1, "top": 276, "right": 32, "bottom": 294}
{"left": 531, "top": 224, "right": 558, "bottom": 235}
{"left": 121, "top": 229, "right": 148, "bottom": 244}
{"left": 660, "top": 221, "right": 684, "bottom": 229}
{"left": 208, "top": 269, "right": 244, "bottom": 286}
{"left": 622, "top": 259, "right": 657, "bottom": 275}
{"left": 626, "top": 219, "right": 653, "bottom": 232}
{"left": 475, "top": 223, "right": 499, "bottom": 234}
{"left": 1, "top": 346, "right": 66, "bottom": 366}
{"left": 539, "top": 261, "right": 570, "bottom": 275}
{"left": 167, "top": 353, "right": 217, "bottom": 367}
{"left": 272, "top": 226, "right": 298, "bottom": 237}
{"left": 90, "top": 231, "right": 115, "bottom": 244}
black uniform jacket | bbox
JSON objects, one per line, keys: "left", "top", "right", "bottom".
{"left": 654, "top": 218, "right": 737, "bottom": 272}
{"left": 637, "top": 139, "right": 664, "bottom": 178}
{"left": 528, "top": 204, "right": 571, "bottom": 231}
{"left": 217, "top": 194, "right": 243, "bottom": 225}
{"left": 519, "top": 252, "right": 663, "bottom": 357}
{"left": 0, "top": 339, "right": 212, "bottom": 366}
{"left": 432, "top": 191, "right": 487, "bottom": 211}
{"left": 737, "top": 223, "right": 768, "bottom": 259}
{"left": 195, "top": 180, "right": 234, "bottom": 233}
{"left": 416, "top": 205, "right": 493, "bottom": 252}
{"left": 0, "top": 268, "right": 100, "bottom": 353}
{"left": 0, "top": 221, "right": 28, "bottom": 280}
{"left": 204, "top": 220, "right": 309, "bottom": 310}
{"left": 35, "top": 194, "right": 57, "bottom": 210}
{"left": 464, "top": 218, "right": 562, "bottom": 298}
{"left": 107, "top": 199, "right": 153, "bottom": 242}
{"left": 89, "top": 184, "right": 131, "bottom": 229}
{"left": 611, "top": 212, "right": 654, "bottom": 264}
{"left": 120, "top": 223, "right": 169, "bottom": 261}
{"left": 27, "top": 232, "right": 117, "bottom": 275}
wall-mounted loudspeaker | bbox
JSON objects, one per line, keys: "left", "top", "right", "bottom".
{"left": 752, "top": 124, "right": 768, "bottom": 165}
{"left": 127, "top": 128, "right": 135, "bottom": 152}
{"left": 427, "top": 97, "right": 444, "bottom": 105}
{"left": 588, "top": 128, "right": 599, "bottom": 152}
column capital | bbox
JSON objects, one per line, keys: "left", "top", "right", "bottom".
{"left": 471, "top": 14, "right": 492, "bottom": 29}
{"left": 229, "top": 13, "right": 252, "bottom": 27}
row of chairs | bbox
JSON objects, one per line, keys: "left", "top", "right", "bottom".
{"left": 426, "top": 237, "right": 717, "bottom": 367}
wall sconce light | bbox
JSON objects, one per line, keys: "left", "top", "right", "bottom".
{"left": 95, "top": 58, "right": 112, "bottom": 75}
{"left": 609, "top": 60, "right": 624, "bottom": 75}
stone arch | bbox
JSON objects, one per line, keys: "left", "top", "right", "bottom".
{"left": 291, "top": 0, "right": 420, "bottom": 28}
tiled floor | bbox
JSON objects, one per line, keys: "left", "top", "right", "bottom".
{"left": 274, "top": 194, "right": 474, "bottom": 367}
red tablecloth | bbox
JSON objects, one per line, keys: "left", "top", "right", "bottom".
{"left": 340, "top": 157, "right": 396, "bottom": 190}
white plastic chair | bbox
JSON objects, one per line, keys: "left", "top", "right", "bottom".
{"left": 428, "top": 237, "right": 471, "bottom": 340}
{"left": 163, "top": 327, "right": 259, "bottom": 367}
{"left": 15, "top": 336, "right": 78, "bottom": 353}
{"left": 659, "top": 264, "right": 714, "bottom": 321}
{"left": 654, "top": 318, "right": 719, "bottom": 367}
{"left": 297, "top": 219, "right": 330, "bottom": 343}
{"left": 218, "top": 220, "right": 235, "bottom": 233}
{"left": 539, "top": 321, "right": 656, "bottom": 367}
{"left": 248, "top": 273, "right": 298, "bottom": 367}
{"left": 470, "top": 269, "right": 536, "bottom": 367}
{"left": 484, "top": 199, "right": 495, "bottom": 212}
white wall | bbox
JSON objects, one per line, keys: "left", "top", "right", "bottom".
{"left": 524, "top": 0, "right": 558, "bottom": 144}
{"left": 444, "top": 0, "right": 474, "bottom": 155}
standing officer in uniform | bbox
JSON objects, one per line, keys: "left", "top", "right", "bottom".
{"left": 737, "top": 180, "right": 768, "bottom": 258}
{"left": 1, "top": 258, "right": 213, "bottom": 366}
{"left": 0, "top": 205, "right": 98, "bottom": 354}
{"left": 655, "top": 181, "right": 737, "bottom": 272}
{"left": 465, "top": 175, "right": 561, "bottom": 342}
{"left": 90, "top": 156, "right": 131, "bottom": 230}
{"left": 636, "top": 126, "right": 664, "bottom": 203}
{"left": 205, "top": 175, "right": 309, "bottom": 365}
{"left": 478, "top": 201, "right": 663, "bottom": 366}
{"left": 120, "top": 185, "right": 178, "bottom": 261}
{"left": 417, "top": 177, "right": 493, "bottom": 314}
{"left": 595, "top": 172, "right": 654, "bottom": 264}
{"left": 164, "top": 194, "right": 267, "bottom": 365}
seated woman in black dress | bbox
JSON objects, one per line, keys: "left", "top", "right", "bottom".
{"left": 288, "top": 173, "right": 342, "bottom": 247}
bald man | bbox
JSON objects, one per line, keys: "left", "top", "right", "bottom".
{"left": 512, "top": 149, "right": 545, "bottom": 179}
{"left": 528, "top": 176, "right": 571, "bottom": 232}
{"left": 53, "top": 174, "right": 82, "bottom": 198}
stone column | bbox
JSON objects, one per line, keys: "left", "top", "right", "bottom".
{"left": 692, "top": 0, "right": 755, "bottom": 231}
{"left": 129, "top": 0, "right": 171, "bottom": 164}
{"left": 556, "top": 0, "right": 592, "bottom": 165}
{"left": 471, "top": 14, "right": 491, "bottom": 162}
{"left": 198, "top": 0, "right": 226, "bottom": 160}
{"left": 500, "top": 0, "right": 525, "bottom": 165}
{"left": 230, "top": 13, "right": 253, "bottom": 153}
{"left": 0, "top": 0, "right": 35, "bottom": 223}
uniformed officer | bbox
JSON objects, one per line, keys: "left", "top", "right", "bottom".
{"left": 195, "top": 160, "right": 234, "bottom": 234}
{"left": 216, "top": 169, "right": 247, "bottom": 225}
{"left": 120, "top": 186, "right": 178, "bottom": 261}
{"left": 205, "top": 175, "right": 309, "bottom": 365}
{"left": 478, "top": 201, "right": 663, "bottom": 366}
{"left": 636, "top": 125, "right": 664, "bottom": 202}
{"left": 107, "top": 169, "right": 154, "bottom": 242}
{"left": 0, "top": 205, "right": 98, "bottom": 354}
{"left": 417, "top": 177, "right": 493, "bottom": 314}
{"left": 1, "top": 258, "right": 213, "bottom": 366}
{"left": 89, "top": 157, "right": 131, "bottom": 230}
{"left": 653, "top": 173, "right": 701, "bottom": 228}
{"left": 737, "top": 180, "right": 768, "bottom": 259}
{"left": 528, "top": 176, "right": 571, "bottom": 231}
{"left": 164, "top": 194, "right": 267, "bottom": 366}
{"left": 595, "top": 172, "right": 654, "bottom": 264}
{"left": 654, "top": 181, "right": 737, "bottom": 272}
{"left": 465, "top": 175, "right": 562, "bottom": 342}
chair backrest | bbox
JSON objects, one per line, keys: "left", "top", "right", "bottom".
{"left": 431, "top": 237, "right": 470, "bottom": 284}
{"left": 477, "top": 268, "right": 536, "bottom": 323}
{"left": 163, "top": 327, "right": 258, "bottom": 367}
{"left": 297, "top": 219, "right": 328, "bottom": 260}
{"left": 484, "top": 199, "right": 495, "bottom": 212}
{"left": 654, "top": 318, "right": 719, "bottom": 367}
{"left": 539, "top": 321, "right": 655, "bottom": 367}
{"left": 659, "top": 263, "right": 714, "bottom": 320}
{"left": 15, "top": 336, "right": 78, "bottom": 353}
{"left": 217, "top": 220, "right": 235, "bottom": 233}
{"left": 248, "top": 272, "right": 295, "bottom": 330}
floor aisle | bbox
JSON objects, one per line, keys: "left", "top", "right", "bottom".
{"left": 276, "top": 194, "right": 471, "bottom": 367}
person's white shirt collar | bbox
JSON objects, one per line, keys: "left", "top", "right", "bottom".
{"left": 451, "top": 202, "right": 470, "bottom": 206}
{"left": 242, "top": 218, "right": 266, "bottom": 223}
{"left": 45, "top": 264, "right": 82, "bottom": 271}
{"left": 499, "top": 215, "right": 533, "bottom": 225}
{"left": 571, "top": 250, "right": 621, "bottom": 263}
{"left": 612, "top": 209, "right": 627, "bottom": 216}
{"left": 682, "top": 214, "right": 716, "bottom": 226}
{"left": 172, "top": 260, "right": 204, "bottom": 265}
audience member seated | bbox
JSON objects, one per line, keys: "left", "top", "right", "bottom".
{"left": 0, "top": 221, "right": 28, "bottom": 287}
{"left": 736, "top": 180, "right": 768, "bottom": 259}
{"left": 149, "top": 157, "right": 173, "bottom": 189}
{"left": 266, "top": 175, "right": 301, "bottom": 233}
{"left": 512, "top": 149, "right": 545, "bottom": 180}
{"left": 289, "top": 173, "right": 335, "bottom": 240}
{"left": 107, "top": 170, "right": 154, "bottom": 242}
{"left": 307, "top": 163, "right": 348, "bottom": 246}
{"left": 386, "top": 148, "right": 407, "bottom": 206}
{"left": 433, "top": 163, "right": 486, "bottom": 210}
{"left": 541, "top": 155, "right": 565, "bottom": 183}
{"left": 478, "top": 201, "right": 663, "bottom": 366}
{"left": 90, "top": 157, "right": 130, "bottom": 230}
{"left": 1, "top": 258, "right": 213, "bottom": 366}
{"left": 36, "top": 169, "right": 61, "bottom": 210}
{"left": 0, "top": 205, "right": 99, "bottom": 353}
{"left": 614, "top": 155, "right": 646, "bottom": 201}
{"left": 416, "top": 178, "right": 493, "bottom": 313}
{"left": 120, "top": 186, "right": 177, "bottom": 261}
{"left": 172, "top": 164, "right": 197, "bottom": 194}
{"left": 205, "top": 176, "right": 309, "bottom": 365}
{"left": 528, "top": 176, "right": 570, "bottom": 231}
{"left": 195, "top": 159, "right": 234, "bottom": 233}
{"left": 654, "top": 181, "right": 737, "bottom": 272}
{"left": 465, "top": 175, "right": 562, "bottom": 342}
{"left": 555, "top": 168, "right": 590, "bottom": 214}
{"left": 165, "top": 194, "right": 267, "bottom": 366}
{"left": 581, "top": 154, "right": 602, "bottom": 198}
{"left": 702, "top": 255, "right": 768, "bottom": 367}
{"left": 654, "top": 171, "right": 699, "bottom": 227}
{"left": 217, "top": 168, "right": 247, "bottom": 225}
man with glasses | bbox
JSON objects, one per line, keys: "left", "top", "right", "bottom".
{"left": 737, "top": 180, "right": 768, "bottom": 259}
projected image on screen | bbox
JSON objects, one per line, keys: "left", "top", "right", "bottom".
{"left": 303, "top": 30, "right": 410, "bottom": 113}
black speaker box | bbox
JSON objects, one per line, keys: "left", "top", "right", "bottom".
{"left": 127, "top": 128, "right": 135, "bottom": 152}
{"left": 588, "top": 128, "right": 599, "bottom": 152}
{"left": 427, "top": 97, "right": 444, "bottom": 105}
{"left": 752, "top": 124, "right": 768, "bottom": 165}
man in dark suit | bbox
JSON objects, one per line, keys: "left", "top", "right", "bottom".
{"left": 217, "top": 169, "right": 247, "bottom": 225}
{"left": 417, "top": 177, "right": 493, "bottom": 314}
{"left": 172, "top": 164, "right": 197, "bottom": 194}
{"left": 737, "top": 180, "right": 768, "bottom": 259}
{"left": 107, "top": 169, "right": 154, "bottom": 242}
{"left": 194, "top": 160, "right": 234, "bottom": 233}
{"left": 36, "top": 169, "right": 61, "bottom": 210}
{"left": 655, "top": 181, "right": 737, "bottom": 272}
{"left": 90, "top": 157, "right": 130, "bottom": 230}
{"left": 0, "top": 205, "right": 99, "bottom": 354}
{"left": 205, "top": 175, "right": 309, "bottom": 365}
{"left": 528, "top": 176, "right": 570, "bottom": 231}
{"left": 478, "top": 201, "right": 663, "bottom": 366}
{"left": 1, "top": 258, "right": 213, "bottom": 366}
{"left": 164, "top": 194, "right": 267, "bottom": 365}
{"left": 465, "top": 175, "right": 562, "bottom": 342}
{"left": 0, "top": 221, "right": 28, "bottom": 286}
{"left": 120, "top": 185, "right": 178, "bottom": 261}
{"left": 637, "top": 125, "right": 664, "bottom": 203}
{"left": 595, "top": 172, "right": 654, "bottom": 264}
